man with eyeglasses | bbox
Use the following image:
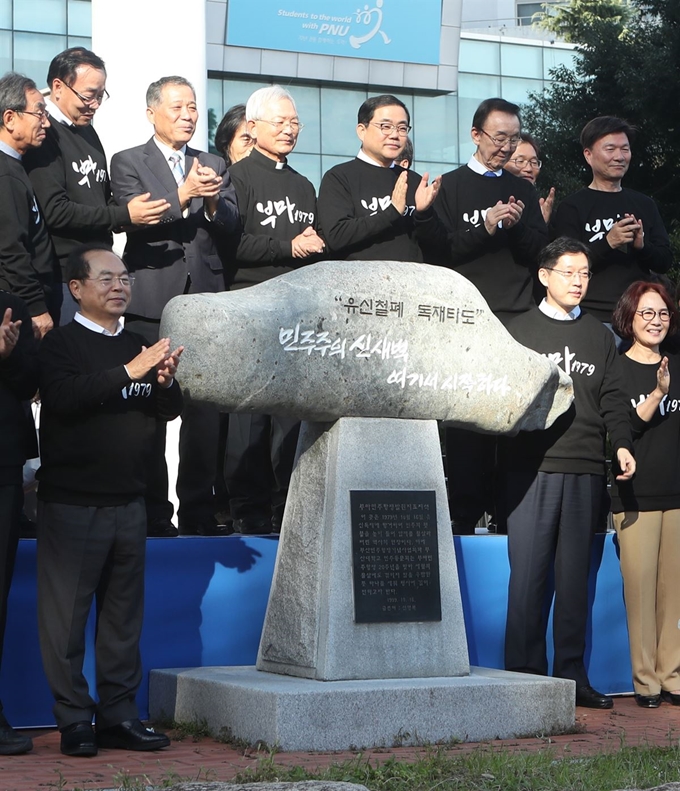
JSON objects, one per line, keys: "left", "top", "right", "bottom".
{"left": 415, "top": 97, "right": 548, "bottom": 536}
{"left": 503, "top": 133, "right": 555, "bottom": 224}
{"left": 224, "top": 84, "right": 322, "bottom": 536}
{"left": 36, "top": 242, "right": 182, "bottom": 756}
{"left": 24, "top": 48, "right": 170, "bottom": 326}
{"left": 500, "top": 236, "right": 635, "bottom": 710}
{"left": 0, "top": 72, "right": 59, "bottom": 339}
{"left": 110, "top": 75, "right": 240, "bottom": 538}
{"left": 552, "top": 116, "right": 672, "bottom": 335}
{"left": 317, "top": 94, "right": 439, "bottom": 261}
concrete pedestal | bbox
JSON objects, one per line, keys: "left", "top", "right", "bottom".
{"left": 257, "top": 418, "right": 468, "bottom": 680}
{"left": 150, "top": 666, "right": 575, "bottom": 751}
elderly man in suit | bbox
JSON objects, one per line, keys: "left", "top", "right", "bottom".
{"left": 110, "top": 76, "right": 240, "bottom": 537}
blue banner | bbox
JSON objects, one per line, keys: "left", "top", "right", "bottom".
{"left": 226, "top": 0, "right": 442, "bottom": 65}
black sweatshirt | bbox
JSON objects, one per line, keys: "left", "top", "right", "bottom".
{"left": 228, "top": 148, "right": 319, "bottom": 289}
{"left": 317, "top": 157, "right": 426, "bottom": 261}
{"left": 23, "top": 115, "right": 130, "bottom": 273}
{"left": 551, "top": 188, "right": 672, "bottom": 322}
{"left": 37, "top": 321, "right": 183, "bottom": 506}
{"left": 0, "top": 292, "right": 38, "bottom": 483}
{"left": 502, "top": 308, "right": 633, "bottom": 474}
{"left": 414, "top": 166, "right": 548, "bottom": 322}
{"left": 0, "top": 151, "right": 58, "bottom": 317}
{"left": 610, "top": 353, "right": 680, "bottom": 512}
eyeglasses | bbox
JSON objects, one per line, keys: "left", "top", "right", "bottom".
{"left": 509, "top": 156, "right": 542, "bottom": 169}
{"left": 479, "top": 129, "right": 521, "bottom": 148}
{"left": 369, "top": 122, "right": 411, "bottom": 137}
{"left": 63, "top": 81, "right": 110, "bottom": 107}
{"left": 20, "top": 108, "right": 49, "bottom": 121}
{"left": 545, "top": 268, "right": 592, "bottom": 281}
{"left": 83, "top": 275, "right": 135, "bottom": 288}
{"left": 255, "top": 118, "right": 303, "bottom": 133}
{"left": 636, "top": 308, "right": 671, "bottom": 322}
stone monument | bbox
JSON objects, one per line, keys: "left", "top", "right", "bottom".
{"left": 151, "top": 261, "right": 575, "bottom": 750}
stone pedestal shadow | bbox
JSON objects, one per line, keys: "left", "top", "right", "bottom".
{"left": 152, "top": 261, "right": 576, "bottom": 749}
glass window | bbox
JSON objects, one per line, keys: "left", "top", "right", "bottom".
{"left": 543, "top": 46, "right": 577, "bottom": 79}
{"left": 290, "top": 84, "right": 320, "bottom": 155}
{"left": 413, "top": 93, "right": 458, "bottom": 164}
{"left": 67, "top": 0, "right": 91, "bottom": 36}
{"left": 457, "top": 73, "right": 500, "bottom": 162}
{"left": 321, "top": 86, "right": 367, "bottom": 158}
{"left": 207, "top": 77, "right": 223, "bottom": 121}
{"left": 0, "top": 0, "right": 11, "bottom": 29}
{"left": 501, "top": 76, "right": 544, "bottom": 106}
{"left": 14, "top": 0, "right": 66, "bottom": 34}
{"left": 500, "top": 42, "right": 543, "bottom": 79}
{"left": 416, "top": 160, "right": 458, "bottom": 179}
{"left": 14, "top": 32, "right": 66, "bottom": 85}
{"left": 0, "top": 29, "right": 10, "bottom": 74}
{"left": 287, "top": 152, "right": 321, "bottom": 192}
{"left": 516, "top": 2, "right": 542, "bottom": 26}
{"left": 67, "top": 35, "right": 90, "bottom": 49}
{"left": 459, "top": 39, "right": 500, "bottom": 76}
{"left": 222, "top": 77, "right": 268, "bottom": 115}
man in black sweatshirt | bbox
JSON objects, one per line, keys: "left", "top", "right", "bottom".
{"left": 23, "top": 47, "right": 169, "bottom": 325}
{"left": 0, "top": 292, "right": 38, "bottom": 755}
{"left": 224, "top": 85, "right": 323, "bottom": 535}
{"left": 317, "top": 94, "right": 439, "bottom": 262}
{"left": 36, "top": 243, "right": 183, "bottom": 757}
{"left": 415, "top": 97, "right": 548, "bottom": 535}
{"left": 501, "top": 237, "right": 635, "bottom": 709}
{"left": 0, "top": 73, "right": 59, "bottom": 338}
{"left": 552, "top": 116, "right": 672, "bottom": 329}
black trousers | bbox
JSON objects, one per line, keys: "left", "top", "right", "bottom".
{"left": 0, "top": 478, "right": 22, "bottom": 712}
{"left": 37, "top": 498, "right": 147, "bottom": 729}
{"left": 224, "top": 412, "right": 299, "bottom": 522}
{"left": 125, "top": 315, "right": 219, "bottom": 525}
{"left": 504, "top": 470, "right": 602, "bottom": 686}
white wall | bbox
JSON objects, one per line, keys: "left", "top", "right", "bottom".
{"left": 91, "top": 0, "right": 208, "bottom": 162}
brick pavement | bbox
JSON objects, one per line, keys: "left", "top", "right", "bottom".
{"left": 1, "top": 696, "right": 679, "bottom": 791}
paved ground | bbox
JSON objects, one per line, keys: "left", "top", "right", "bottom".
{"left": 2, "top": 695, "right": 680, "bottom": 791}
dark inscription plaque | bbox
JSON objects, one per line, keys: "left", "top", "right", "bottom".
{"left": 350, "top": 490, "right": 441, "bottom": 624}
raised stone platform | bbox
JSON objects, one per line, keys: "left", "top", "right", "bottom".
{"left": 150, "top": 666, "right": 575, "bottom": 751}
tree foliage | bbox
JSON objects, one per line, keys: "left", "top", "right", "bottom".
{"left": 523, "top": 0, "right": 680, "bottom": 261}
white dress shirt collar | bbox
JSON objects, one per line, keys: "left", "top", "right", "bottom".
{"left": 153, "top": 137, "right": 187, "bottom": 170}
{"left": 74, "top": 312, "right": 124, "bottom": 336}
{"left": 357, "top": 148, "right": 395, "bottom": 168}
{"left": 467, "top": 154, "right": 502, "bottom": 177}
{"left": 538, "top": 298, "right": 581, "bottom": 321}
{"left": 0, "top": 140, "right": 21, "bottom": 160}
{"left": 46, "top": 98, "right": 73, "bottom": 127}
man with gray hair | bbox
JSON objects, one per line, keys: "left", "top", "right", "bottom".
{"left": 110, "top": 75, "right": 240, "bottom": 537}
{"left": 224, "top": 84, "right": 323, "bottom": 535}
{"left": 0, "top": 72, "right": 59, "bottom": 338}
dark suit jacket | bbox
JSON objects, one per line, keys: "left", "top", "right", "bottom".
{"left": 110, "top": 138, "right": 240, "bottom": 319}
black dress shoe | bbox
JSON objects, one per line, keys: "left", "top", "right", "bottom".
{"left": 60, "top": 721, "right": 97, "bottom": 757}
{"left": 661, "top": 690, "right": 680, "bottom": 705}
{"left": 0, "top": 715, "right": 32, "bottom": 755}
{"left": 575, "top": 684, "right": 614, "bottom": 709}
{"left": 232, "top": 516, "right": 272, "bottom": 535}
{"left": 147, "top": 518, "right": 178, "bottom": 538}
{"left": 179, "top": 520, "right": 233, "bottom": 536}
{"left": 96, "top": 718, "right": 170, "bottom": 751}
{"left": 635, "top": 693, "right": 661, "bottom": 708}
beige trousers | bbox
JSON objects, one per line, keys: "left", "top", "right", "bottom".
{"left": 613, "top": 510, "right": 680, "bottom": 695}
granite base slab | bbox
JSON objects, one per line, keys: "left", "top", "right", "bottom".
{"left": 150, "top": 666, "right": 575, "bottom": 751}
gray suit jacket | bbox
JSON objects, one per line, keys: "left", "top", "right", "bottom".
{"left": 110, "top": 138, "right": 240, "bottom": 319}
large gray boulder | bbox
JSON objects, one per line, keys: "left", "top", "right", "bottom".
{"left": 160, "top": 260, "right": 572, "bottom": 434}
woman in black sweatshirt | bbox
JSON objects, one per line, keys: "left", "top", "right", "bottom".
{"left": 611, "top": 281, "right": 680, "bottom": 708}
